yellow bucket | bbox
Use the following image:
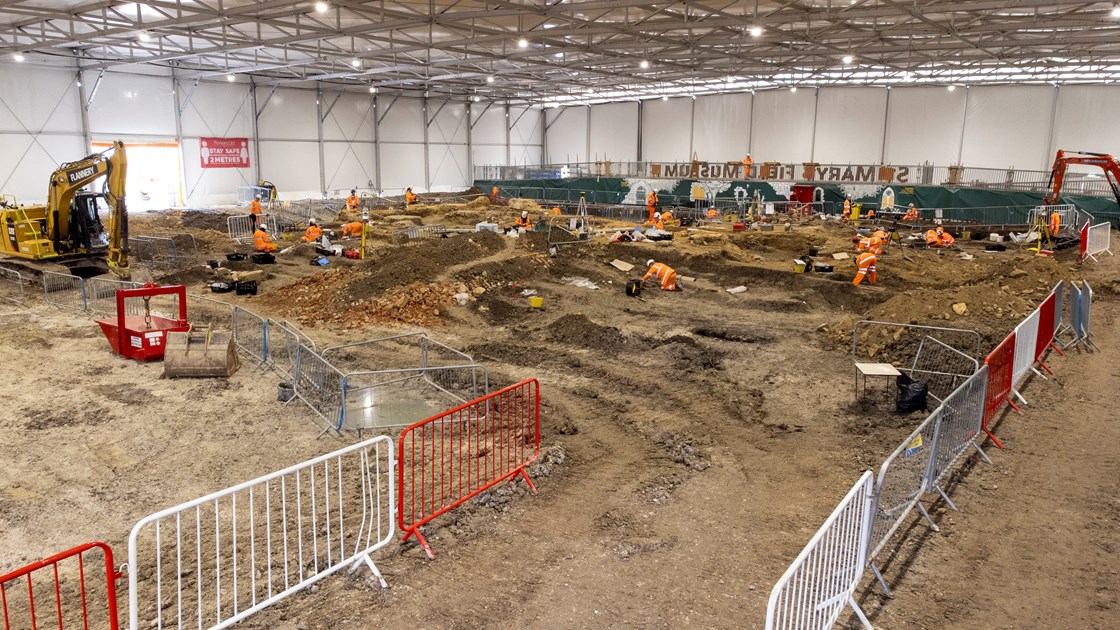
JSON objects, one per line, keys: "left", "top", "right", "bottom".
{"left": 793, "top": 259, "right": 807, "bottom": 273}
{"left": 529, "top": 296, "right": 544, "bottom": 308}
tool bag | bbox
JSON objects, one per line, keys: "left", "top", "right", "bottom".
{"left": 625, "top": 279, "right": 642, "bottom": 297}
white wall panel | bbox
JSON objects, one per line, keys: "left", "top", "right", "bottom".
{"left": 813, "top": 88, "right": 887, "bottom": 164}
{"left": 472, "top": 145, "right": 506, "bottom": 168}
{"left": 378, "top": 97, "right": 423, "bottom": 143}
{"left": 641, "top": 97, "right": 692, "bottom": 162}
{"left": 0, "top": 66, "right": 81, "bottom": 134}
{"left": 693, "top": 93, "right": 752, "bottom": 162}
{"left": 87, "top": 71, "right": 175, "bottom": 138}
{"left": 258, "top": 141, "right": 321, "bottom": 197}
{"left": 471, "top": 105, "right": 506, "bottom": 147}
{"left": 181, "top": 137, "right": 255, "bottom": 206}
{"left": 1050, "top": 85, "right": 1120, "bottom": 160}
{"left": 751, "top": 89, "right": 816, "bottom": 164}
{"left": 323, "top": 93, "right": 374, "bottom": 142}
{"left": 324, "top": 141, "right": 376, "bottom": 193}
{"left": 179, "top": 81, "right": 253, "bottom": 138}
{"left": 258, "top": 88, "right": 318, "bottom": 140}
{"left": 545, "top": 106, "right": 588, "bottom": 163}
{"left": 883, "top": 86, "right": 966, "bottom": 166}
{"left": 380, "top": 143, "right": 425, "bottom": 191}
{"left": 960, "top": 85, "right": 1055, "bottom": 170}
{"left": 510, "top": 107, "right": 541, "bottom": 146}
{"left": 510, "top": 144, "right": 542, "bottom": 166}
{"left": 589, "top": 102, "right": 638, "bottom": 162}
{"left": 0, "top": 134, "right": 85, "bottom": 203}
{"left": 429, "top": 144, "right": 470, "bottom": 189}
{"left": 429, "top": 101, "right": 468, "bottom": 144}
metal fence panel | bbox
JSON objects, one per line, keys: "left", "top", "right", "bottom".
{"left": 869, "top": 412, "right": 940, "bottom": 563}
{"left": 0, "top": 542, "right": 122, "bottom": 630}
{"left": 127, "top": 435, "right": 394, "bottom": 630}
{"left": 86, "top": 277, "right": 148, "bottom": 317}
{"left": 292, "top": 343, "right": 345, "bottom": 431}
{"left": 392, "top": 224, "right": 447, "bottom": 246}
{"left": 909, "top": 335, "right": 980, "bottom": 403}
{"left": 227, "top": 214, "right": 277, "bottom": 243}
{"left": 186, "top": 293, "right": 235, "bottom": 330}
{"left": 766, "top": 471, "right": 875, "bottom": 630}
{"left": 339, "top": 365, "right": 487, "bottom": 432}
{"left": 1082, "top": 281, "right": 1095, "bottom": 349}
{"left": 982, "top": 332, "right": 1017, "bottom": 448}
{"left": 852, "top": 320, "right": 982, "bottom": 363}
{"left": 925, "top": 366, "right": 990, "bottom": 496}
{"left": 42, "top": 271, "right": 86, "bottom": 312}
{"left": 231, "top": 306, "right": 267, "bottom": 364}
{"left": 1066, "top": 282, "right": 1083, "bottom": 345}
{"left": 0, "top": 267, "right": 27, "bottom": 305}
{"left": 1082, "top": 223, "right": 1112, "bottom": 262}
{"left": 265, "top": 318, "right": 301, "bottom": 378}
{"left": 547, "top": 215, "right": 596, "bottom": 247}
{"left": 1011, "top": 309, "right": 1041, "bottom": 391}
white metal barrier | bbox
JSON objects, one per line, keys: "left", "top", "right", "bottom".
{"left": 232, "top": 306, "right": 267, "bottom": 365}
{"left": 1010, "top": 309, "right": 1041, "bottom": 404}
{"left": 42, "top": 271, "right": 87, "bottom": 312}
{"left": 765, "top": 471, "right": 875, "bottom": 630}
{"left": 127, "top": 435, "right": 395, "bottom": 630}
{"left": 1082, "top": 281, "right": 1097, "bottom": 350}
{"left": 924, "top": 366, "right": 991, "bottom": 510}
{"left": 1084, "top": 222, "right": 1112, "bottom": 262}
{"left": 236, "top": 185, "right": 272, "bottom": 207}
{"left": 0, "top": 267, "right": 27, "bottom": 305}
{"left": 227, "top": 214, "right": 278, "bottom": 243}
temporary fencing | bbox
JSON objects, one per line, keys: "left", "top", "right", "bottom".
{"left": 981, "top": 332, "right": 1019, "bottom": 448}
{"left": 0, "top": 541, "right": 122, "bottom": 630}
{"left": 867, "top": 414, "right": 940, "bottom": 597}
{"left": 1081, "top": 222, "right": 1112, "bottom": 262}
{"left": 291, "top": 343, "right": 346, "bottom": 433}
{"left": 765, "top": 471, "right": 875, "bottom": 630}
{"left": 392, "top": 224, "right": 447, "bottom": 246}
{"left": 398, "top": 378, "right": 540, "bottom": 558}
{"left": 851, "top": 321, "right": 981, "bottom": 363}
{"left": 127, "top": 435, "right": 394, "bottom": 630}
{"left": 1010, "top": 309, "right": 1042, "bottom": 404}
{"left": 235, "top": 185, "right": 272, "bottom": 206}
{"left": 924, "top": 367, "right": 991, "bottom": 510}
{"left": 129, "top": 233, "right": 199, "bottom": 273}
{"left": 1082, "top": 281, "right": 1097, "bottom": 350}
{"left": 226, "top": 214, "right": 277, "bottom": 243}
{"left": 42, "top": 270, "right": 87, "bottom": 312}
{"left": 1034, "top": 291, "right": 1058, "bottom": 372}
{"left": 547, "top": 214, "right": 595, "bottom": 248}
{"left": 909, "top": 336, "right": 980, "bottom": 402}
{"left": 185, "top": 293, "right": 235, "bottom": 330}
{"left": 231, "top": 306, "right": 267, "bottom": 365}
{"left": 0, "top": 266, "right": 27, "bottom": 305}
{"left": 264, "top": 318, "right": 314, "bottom": 379}
{"left": 85, "top": 277, "right": 141, "bottom": 317}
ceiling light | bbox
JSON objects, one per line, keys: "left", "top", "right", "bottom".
{"left": 518, "top": 37, "right": 529, "bottom": 48}
{"left": 76, "top": 80, "right": 82, "bottom": 87}
{"left": 314, "top": 1, "right": 329, "bottom": 13}
{"left": 226, "top": 73, "right": 236, "bottom": 82}
{"left": 13, "top": 52, "right": 25, "bottom": 62}
{"left": 137, "top": 31, "right": 151, "bottom": 42}
{"left": 640, "top": 59, "right": 650, "bottom": 69}
{"left": 369, "top": 86, "right": 377, "bottom": 94}
{"left": 486, "top": 75, "right": 495, "bottom": 83}
{"left": 790, "top": 86, "right": 798, "bottom": 92}
{"left": 842, "top": 54, "right": 854, "bottom": 65}
{"left": 473, "top": 96, "right": 481, "bottom": 102}
{"left": 750, "top": 26, "right": 762, "bottom": 37}
{"left": 661, "top": 95, "right": 668, "bottom": 101}
{"left": 947, "top": 85, "right": 956, "bottom": 91}
{"left": 350, "top": 58, "right": 361, "bottom": 68}
{"left": 1113, "top": 6, "right": 1120, "bottom": 18}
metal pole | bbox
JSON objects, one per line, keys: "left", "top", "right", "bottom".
{"left": 373, "top": 94, "right": 382, "bottom": 192}
{"left": 1043, "top": 85, "right": 1059, "bottom": 171}
{"left": 316, "top": 84, "right": 326, "bottom": 196}
{"left": 466, "top": 100, "right": 474, "bottom": 184}
{"left": 956, "top": 86, "right": 970, "bottom": 165}
{"left": 423, "top": 95, "right": 431, "bottom": 190}
{"left": 250, "top": 79, "right": 261, "bottom": 185}
{"left": 170, "top": 67, "right": 187, "bottom": 206}
{"left": 810, "top": 86, "right": 820, "bottom": 162}
{"left": 74, "top": 58, "right": 92, "bottom": 152}
{"left": 636, "top": 99, "right": 644, "bottom": 162}
{"left": 880, "top": 86, "right": 891, "bottom": 164}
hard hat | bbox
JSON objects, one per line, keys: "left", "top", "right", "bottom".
{"left": 646, "top": 259, "right": 655, "bottom": 268}
{"left": 655, "top": 212, "right": 661, "bottom": 218}
{"left": 255, "top": 194, "right": 261, "bottom": 199}
{"left": 936, "top": 226, "right": 944, "bottom": 234}
{"left": 309, "top": 219, "right": 316, "bottom": 225}
{"left": 908, "top": 203, "right": 915, "bottom": 208}
{"left": 521, "top": 211, "right": 528, "bottom": 218}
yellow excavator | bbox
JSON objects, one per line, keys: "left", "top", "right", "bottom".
{"left": 0, "top": 140, "right": 129, "bottom": 279}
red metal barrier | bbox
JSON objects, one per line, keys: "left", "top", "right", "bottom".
{"left": 1079, "top": 222, "right": 1089, "bottom": 262}
{"left": 398, "top": 378, "right": 541, "bottom": 558}
{"left": 1034, "top": 291, "right": 1057, "bottom": 374}
{"left": 982, "top": 332, "right": 1021, "bottom": 449}
{"left": 0, "top": 542, "right": 121, "bottom": 630}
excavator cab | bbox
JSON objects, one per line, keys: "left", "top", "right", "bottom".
{"left": 67, "top": 191, "right": 108, "bottom": 254}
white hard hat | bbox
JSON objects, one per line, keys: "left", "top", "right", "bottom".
{"left": 255, "top": 194, "right": 261, "bottom": 199}
{"left": 655, "top": 212, "right": 661, "bottom": 218}
{"left": 521, "top": 211, "right": 528, "bottom": 218}
{"left": 309, "top": 219, "right": 316, "bottom": 225}
{"left": 646, "top": 259, "right": 655, "bottom": 268}
{"left": 908, "top": 203, "right": 915, "bottom": 208}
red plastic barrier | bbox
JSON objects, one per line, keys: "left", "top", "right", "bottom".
{"left": 1034, "top": 292, "right": 1057, "bottom": 375}
{"left": 0, "top": 542, "right": 121, "bottom": 630}
{"left": 398, "top": 378, "right": 541, "bottom": 558}
{"left": 982, "top": 332, "right": 1021, "bottom": 449}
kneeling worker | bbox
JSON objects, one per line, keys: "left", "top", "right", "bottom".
{"left": 301, "top": 219, "right": 323, "bottom": 243}
{"left": 346, "top": 189, "right": 361, "bottom": 211}
{"left": 254, "top": 224, "right": 278, "bottom": 252}
{"left": 342, "top": 220, "right": 365, "bottom": 239}
{"left": 643, "top": 259, "right": 681, "bottom": 291}
{"left": 853, "top": 251, "right": 877, "bottom": 286}
{"left": 405, "top": 187, "right": 417, "bottom": 206}
{"left": 926, "top": 226, "right": 954, "bottom": 248}
{"left": 515, "top": 210, "right": 533, "bottom": 230}
{"left": 903, "top": 203, "right": 919, "bottom": 221}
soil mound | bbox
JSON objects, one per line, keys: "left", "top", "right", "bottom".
{"left": 547, "top": 314, "right": 625, "bottom": 351}
{"left": 345, "top": 231, "right": 505, "bottom": 299}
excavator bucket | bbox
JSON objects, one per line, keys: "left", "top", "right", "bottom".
{"left": 163, "top": 325, "right": 240, "bottom": 378}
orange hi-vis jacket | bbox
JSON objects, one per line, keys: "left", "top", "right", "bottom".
{"left": 1049, "top": 212, "right": 1061, "bottom": 237}
{"left": 405, "top": 190, "right": 417, "bottom": 204}
{"left": 515, "top": 215, "right": 533, "bottom": 230}
{"left": 644, "top": 262, "right": 678, "bottom": 291}
{"left": 843, "top": 199, "right": 852, "bottom": 219}
{"left": 939, "top": 232, "right": 955, "bottom": 247}
{"left": 853, "top": 252, "right": 877, "bottom": 286}
{"left": 254, "top": 228, "right": 277, "bottom": 252}
{"left": 250, "top": 199, "right": 262, "bottom": 216}
{"left": 647, "top": 191, "right": 658, "bottom": 221}
{"left": 903, "top": 208, "right": 919, "bottom": 221}
{"left": 346, "top": 194, "right": 361, "bottom": 210}
{"left": 301, "top": 225, "right": 323, "bottom": 243}
{"left": 926, "top": 229, "right": 940, "bottom": 245}
{"left": 661, "top": 209, "right": 675, "bottom": 223}
{"left": 342, "top": 221, "right": 365, "bottom": 238}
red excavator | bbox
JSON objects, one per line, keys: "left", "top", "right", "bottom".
{"left": 1044, "top": 149, "right": 1120, "bottom": 207}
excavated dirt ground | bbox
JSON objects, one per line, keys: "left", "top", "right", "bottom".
{"left": 1, "top": 197, "right": 1118, "bottom": 629}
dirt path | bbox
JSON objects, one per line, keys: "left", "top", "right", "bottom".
{"left": 851, "top": 301, "right": 1120, "bottom": 628}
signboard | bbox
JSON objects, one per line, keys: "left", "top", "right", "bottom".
{"left": 200, "top": 137, "right": 250, "bottom": 168}
{"left": 651, "top": 161, "right": 914, "bottom": 184}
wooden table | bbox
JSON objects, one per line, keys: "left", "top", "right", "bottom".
{"left": 854, "top": 362, "right": 901, "bottom": 400}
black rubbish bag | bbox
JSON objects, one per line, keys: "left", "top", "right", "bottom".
{"left": 896, "top": 373, "right": 929, "bottom": 413}
{"left": 626, "top": 279, "right": 642, "bottom": 297}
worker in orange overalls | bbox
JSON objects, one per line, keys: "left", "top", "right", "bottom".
{"left": 853, "top": 251, "right": 877, "bottom": 286}
{"left": 342, "top": 220, "right": 365, "bottom": 239}
{"left": 643, "top": 259, "right": 680, "bottom": 291}
{"left": 651, "top": 212, "right": 665, "bottom": 230}
{"left": 706, "top": 207, "right": 720, "bottom": 220}
{"left": 1049, "top": 211, "right": 1061, "bottom": 238}
{"left": 661, "top": 208, "right": 675, "bottom": 225}
{"left": 938, "top": 228, "right": 955, "bottom": 248}
{"left": 405, "top": 187, "right": 417, "bottom": 206}
{"left": 866, "top": 207, "right": 876, "bottom": 221}
{"left": 491, "top": 186, "right": 500, "bottom": 200}
{"left": 301, "top": 219, "right": 323, "bottom": 243}
{"left": 254, "top": 224, "right": 277, "bottom": 252}
{"left": 551, "top": 206, "right": 562, "bottom": 215}
{"left": 515, "top": 211, "right": 533, "bottom": 230}
{"left": 346, "top": 189, "right": 361, "bottom": 212}
{"left": 843, "top": 195, "right": 852, "bottom": 222}
{"left": 902, "top": 203, "right": 919, "bottom": 221}
{"left": 250, "top": 195, "right": 262, "bottom": 227}
{"left": 646, "top": 190, "right": 659, "bottom": 222}
{"left": 925, "top": 228, "right": 940, "bottom": 246}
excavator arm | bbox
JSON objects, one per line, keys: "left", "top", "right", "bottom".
{"left": 1044, "top": 149, "right": 1120, "bottom": 208}
{"left": 47, "top": 140, "right": 129, "bottom": 277}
